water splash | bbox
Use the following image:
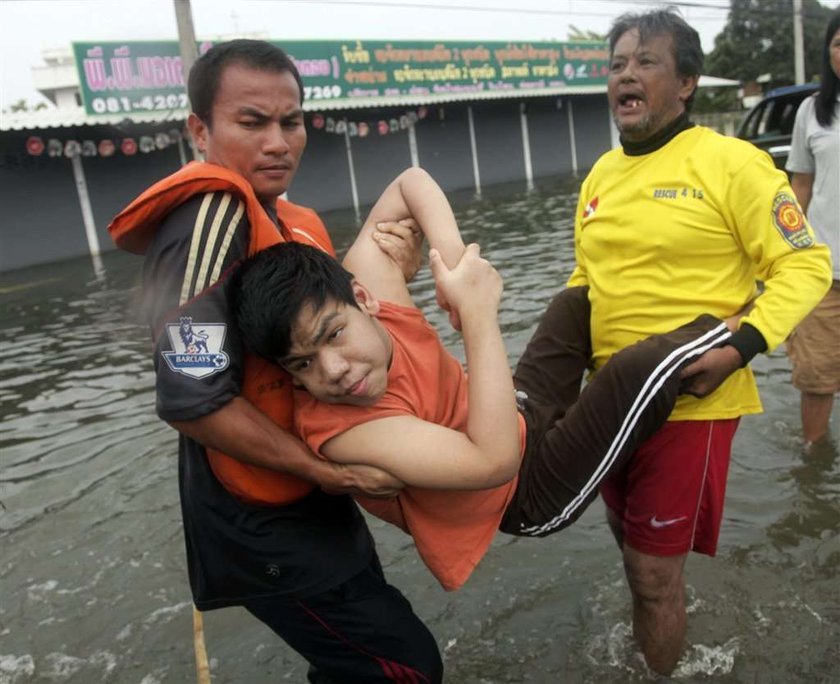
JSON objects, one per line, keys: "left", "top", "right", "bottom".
{"left": 673, "top": 637, "right": 740, "bottom": 677}
{"left": 26, "top": 580, "right": 57, "bottom": 602}
{"left": 0, "top": 655, "right": 35, "bottom": 684}
{"left": 42, "top": 653, "right": 86, "bottom": 679}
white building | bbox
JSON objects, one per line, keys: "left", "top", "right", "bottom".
{"left": 31, "top": 47, "right": 84, "bottom": 110}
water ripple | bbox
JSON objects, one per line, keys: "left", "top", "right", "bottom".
{"left": 0, "top": 176, "right": 837, "bottom": 682}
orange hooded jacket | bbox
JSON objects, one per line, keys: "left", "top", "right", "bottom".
{"left": 110, "top": 162, "right": 334, "bottom": 505}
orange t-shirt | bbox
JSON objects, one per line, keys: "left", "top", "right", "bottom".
{"left": 294, "top": 301, "right": 526, "bottom": 591}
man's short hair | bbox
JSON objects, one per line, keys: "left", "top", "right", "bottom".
{"left": 231, "top": 243, "right": 358, "bottom": 362}
{"left": 188, "top": 39, "right": 304, "bottom": 125}
{"left": 608, "top": 8, "right": 703, "bottom": 111}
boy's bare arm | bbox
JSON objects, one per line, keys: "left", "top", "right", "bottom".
{"left": 432, "top": 245, "right": 521, "bottom": 478}
{"left": 342, "top": 167, "right": 466, "bottom": 306}
{"left": 322, "top": 414, "right": 518, "bottom": 490}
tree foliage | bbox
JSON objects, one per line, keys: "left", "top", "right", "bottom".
{"left": 567, "top": 25, "right": 607, "bottom": 42}
{"left": 6, "top": 98, "right": 48, "bottom": 113}
{"left": 692, "top": 87, "right": 741, "bottom": 114}
{"left": 705, "top": 0, "right": 834, "bottom": 86}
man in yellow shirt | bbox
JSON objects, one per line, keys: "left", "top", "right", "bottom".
{"left": 569, "top": 8, "right": 832, "bottom": 675}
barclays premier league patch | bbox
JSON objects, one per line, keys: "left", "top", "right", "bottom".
{"left": 162, "top": 316, "right": 230, "bottom": 379}
{"left": 772, "top": 192, "right": 813, "bottom": 249}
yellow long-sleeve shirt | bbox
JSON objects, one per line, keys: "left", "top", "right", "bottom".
{"left": 569, "top": 125, "right": 832, "bottom": 420}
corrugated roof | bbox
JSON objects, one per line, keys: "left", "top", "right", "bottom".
{"left": 1, "top": 87, "right": 608, "bottom": 132}
{"left": 310, "top": 84, "right": 609, "bottom": 111}
{"left": 0, "top": 107, "right": 185, "bottom": 132}
{"left": 1, "top": 76, "right": 738, "bottom": 132}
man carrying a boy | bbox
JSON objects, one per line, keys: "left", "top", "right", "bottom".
{"left": 109, "top": 40, "right": 442, "bottom": 683}
{"left": 232, "top": 167, "right": 738, "bottom": 592}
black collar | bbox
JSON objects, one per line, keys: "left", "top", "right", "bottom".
{"left": 621, "top": 112, "right": 694, "bottom": 156}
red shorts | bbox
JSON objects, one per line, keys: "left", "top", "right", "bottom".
{"left": 600, "top": 418, "right": 739, "bottom": 557}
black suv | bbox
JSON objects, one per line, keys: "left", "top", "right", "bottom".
{"left": 736, "top": 83, "right": 819, "bottom": 169}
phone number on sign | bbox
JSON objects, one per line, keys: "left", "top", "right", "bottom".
{"left": 303, "top": 85, "right": 342, "bottom": 100}
{"left": 90, "top": 93, "right": 189, "bottom": 113}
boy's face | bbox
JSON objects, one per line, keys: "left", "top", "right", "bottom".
{"left": 282, "top": 283, "right": 392, "bottom": 407}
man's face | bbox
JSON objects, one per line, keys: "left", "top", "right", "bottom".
{"left": 188, "top": 63, "right": 306, "bottom": 204}
{"left": 607, "top": 29, "right": 698, "bottom": 142}
{"left": 282, "top": 285, "right": 392, "bottom": 407}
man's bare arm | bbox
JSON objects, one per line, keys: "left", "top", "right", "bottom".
{"left": 678, "top": 346, "right": 744, "bottom": 398}
{"left": 170, "top": 397, "right": 403, "bottom": 497}
{"left": 372, "top": 218, "right": 424, "bottom": 282}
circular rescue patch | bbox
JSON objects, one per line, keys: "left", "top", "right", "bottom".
{"left": 772, "top": 192, "right": 813, "bottom": 248}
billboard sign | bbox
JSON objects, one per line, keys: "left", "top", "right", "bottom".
{"left": 72, "top": 39, "right": 609, "bottom": 116}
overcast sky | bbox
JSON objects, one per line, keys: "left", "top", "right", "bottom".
{"left": 0, "top": 0, "right": 809, "bottom": 106}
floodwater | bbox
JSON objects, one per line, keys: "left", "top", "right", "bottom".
{"left": 1, "top": 175, "right": 838, "bottom": 684}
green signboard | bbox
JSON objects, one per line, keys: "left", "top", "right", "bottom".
{"left": 72, "top": 39, "right": 609, "bottom": 116}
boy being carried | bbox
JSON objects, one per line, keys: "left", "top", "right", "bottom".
{"left": 232, "top": 168, "right": 734, "bottom": 590}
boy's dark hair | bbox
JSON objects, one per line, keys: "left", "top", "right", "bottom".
{"left": 188, "top": 39, "right": 304, "bottom": 126}
{"left": 231, "top": 242, "right": 358, "bottom": 362}
{"left": 815, "top": 8, "right": 840, "bottom": 127}
{"left": 608, "top": 8, "right": 703, "bottom": 112}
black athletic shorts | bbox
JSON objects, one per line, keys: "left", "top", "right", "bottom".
{"left": 500, "top": 286, "right": 733, "bottom": 537}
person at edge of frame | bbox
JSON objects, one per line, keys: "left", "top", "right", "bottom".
{"left": 786, "top": 8, "right": 840, "bottom": 452}
{"left": 568, "top": 8, "right": 832, "bottom": 676}
{"left": 108, "top": 39, "right": 442, "bottom": 684}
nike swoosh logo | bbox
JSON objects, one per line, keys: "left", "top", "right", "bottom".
{"left": 649, "top": 515, "right": 687, "bottom": 529}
